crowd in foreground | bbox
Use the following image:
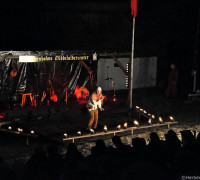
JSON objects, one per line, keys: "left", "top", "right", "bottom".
{"left": 1, "top": 129, "right": 200, "bottom": 180}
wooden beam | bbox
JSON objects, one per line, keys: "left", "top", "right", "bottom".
{"left": 112, "top": 56, "right": 130, "bottom": 77}
{"left": 99, "top": 52, "right": 131, "bottom": 57}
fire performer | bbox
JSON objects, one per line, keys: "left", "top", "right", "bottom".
{"left": 87, "top": 87, "right": 104, "bottom": 130}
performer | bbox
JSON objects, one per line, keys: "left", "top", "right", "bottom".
{"left": 165, "top": 63, "right": 179, "bottom": 97}
{"left": 87, "top": 87, "right": 104, "bottom": 130}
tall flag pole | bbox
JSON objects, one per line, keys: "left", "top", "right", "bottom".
{"left": 129, "top": 0, "right": 137, "bottom": 109}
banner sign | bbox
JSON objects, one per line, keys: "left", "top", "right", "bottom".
{"left": 19, "top": 54, "right": 98, "bottom": 63}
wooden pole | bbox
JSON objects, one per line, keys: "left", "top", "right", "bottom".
{"left": 129, "top": 17, "right": 135, "bottom": 109}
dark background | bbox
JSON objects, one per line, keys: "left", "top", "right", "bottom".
{"left": 0, "top": 0, "right": 200, "bottom": 95}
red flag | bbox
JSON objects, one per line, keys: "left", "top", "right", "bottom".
{"left": 131, "top": 0, "right": 137, "bottom": 18}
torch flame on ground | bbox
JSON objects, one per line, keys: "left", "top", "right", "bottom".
{"left": 124, "top": 122, "right": 128, "bottom": 128}
{"left": 117, "top": 125, "right": 121, "bottom": 129}
{"left": 159, "top": 117, "right": 163, "bottom": 123}
{"left": 134, "top": 120, "right": 139, "bottom": 126}
{"left": 148, "top": 119, "right": 152, "bottom": 124}
{"left": 90, "top": 129, "right": 95, "bottom": 134}
{"left": 104, "top": 125, "right": 108, "bottom": 132}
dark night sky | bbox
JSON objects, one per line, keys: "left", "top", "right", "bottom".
{"left": 1, "top": 0, "right": 200, "bottom": 90}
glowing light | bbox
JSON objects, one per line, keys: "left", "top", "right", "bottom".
{"left": 152, "top": 115, "right": 155, "bottom": 119}
{"left": 134, "top": 120, "right": 139, "bottom": 126}
{"left": 124, "top": 122, "right": 128, "bottom": 128}
{"left": 104, "top": 125, "right": 108, "bottom": 132}
{"left": 8, "top": 126, "right": 12, "bottom": 130}
{"left": 63, "top": 133, "right": 68, "bottom": 137}
{"left": 135, "top": 106, "right": 139, "bottom": 109}
{"left": 159, "top": 117, "right": 163, "bottom": 123}
{"left": 18, "top": 128, "right": 21, "bottom": 132}
{"left": 148, "top": 113, "right": 151, "bottom": 116}
{"left": 90, "top": 129, "right": 95, "bottom": 134}
{"left": 31, "top": 130, "right": 35, "bottom": 134}
{"left": 113, "top": 98, "right": 116, "bottom": 102}
{"left": 169, "top": 116, "right": 174, "bottom": 121}
{"left": 117, "top": 125, "right": 121, "bottom": 129}
{"left": 140, "top": 108, "right": 143, "bottom": 112}
{"left": 148, "top": 119, "right": 152, "bottom": 124}
{"left": 143, "top": 110, "right": 147, "bottom": 114}
{"left": 77, "top": 131, "right": 81, "bottom": 136}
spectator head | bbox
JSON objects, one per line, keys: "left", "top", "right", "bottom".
{"left": 96, "top": 139, "right": 106, "bottom": 152}
{"left": 150, "top": 132, "right": 160, "bottom": 142}
{"left": 167, "top": 130, "right": 179, "bottom": 140}
{"left": 132, "top": 137, "right": 146, "bottom": 148}
{"left": 181, "top": 130, "right": 195, "bottom": 147}
{"left": 112, "top": 136, "right": 123, "bottom": 148}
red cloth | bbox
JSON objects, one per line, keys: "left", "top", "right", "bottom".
{"left": 131, "top": 0, "right": 137, "bottom": 18}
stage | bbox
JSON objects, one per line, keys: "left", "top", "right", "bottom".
{"left": 0, "top": 89, "right": 181, "bottom": 144}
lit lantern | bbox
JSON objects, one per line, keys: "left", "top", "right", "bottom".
{"left": 8, "top": 126, "right": 12, "bottom": 130}
{"left": 143, "top": 110, "right": 147, "bottom": 114}
{"left": 113, "top": 98, "right": 116, "bottom": 102}
{"left": 124, "top": 122, "right": 128, "bottom": 128}
{"left": 77, "top": 131, "right": 81, "bottom": 136}
{"left": 117, "top": 125, "right": 121, "bottom": 129}
{"left": 90, "top": 129, "right": 95, "bottom": 134}
{"left": 140, "top": 108, "right": 143, "bottom": 112}
{"left": 135, "top": 106, "right": 139, "bottom": 109}
{"left": 63, "top": 133, "right": 68, "bottom": 137}
{"left": 152, "top": 115, "right": 155, "bottom": 119}
{"left": 148, "top": 119, "right": 152, "bottom": 124}
{"left": 104, "top": 125, "right": 108, "bottom": 132}
{"left": 159, "top": 117, "right": 163, "bottom": 123}
{"left": 134, "top": 120, "right": 139, "bottom": 126}
{"left": 31, "top": 130, "right": 35, "bottom": 134}
{"left": 169, "top": 116, "right": 174, "bottom": 121}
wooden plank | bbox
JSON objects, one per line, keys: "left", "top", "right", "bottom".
{"left": 63, "top": 122, "right": 178, "bottom": 141}
{"left": 112, "top": 56, "right": 130, "bottom": 77}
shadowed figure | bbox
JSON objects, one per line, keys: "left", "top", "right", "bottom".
{"left": 23, "top": 147, "right": 47, "bottom": 180}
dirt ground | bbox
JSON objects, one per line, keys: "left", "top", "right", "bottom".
{"left": 0, "top": 88, "right": 200, "bottom": 179}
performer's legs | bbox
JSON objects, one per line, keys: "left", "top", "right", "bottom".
{"left": 93, "top": 109, "right": 98, "bottom": 129}
{"left": 88, "top": 110, "right": 95, "bottom": 129}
